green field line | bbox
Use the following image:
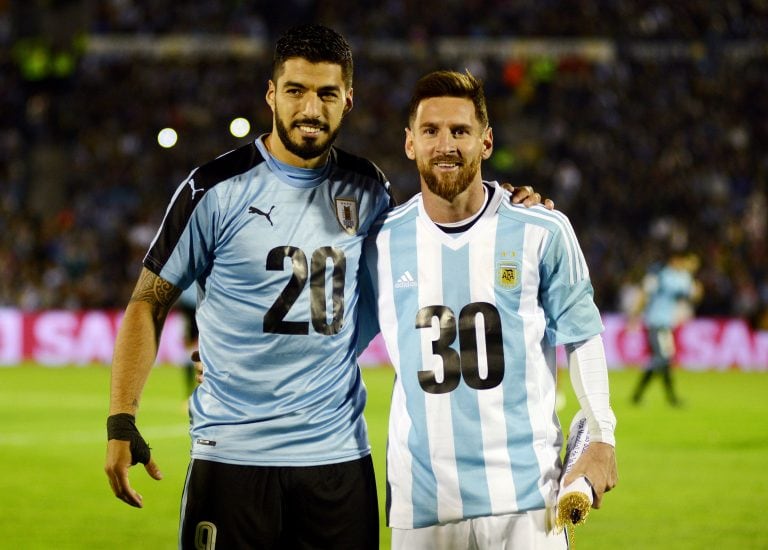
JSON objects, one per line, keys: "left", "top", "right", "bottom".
{"left": 1, "top": 424, "right": 189, "bottom": 446}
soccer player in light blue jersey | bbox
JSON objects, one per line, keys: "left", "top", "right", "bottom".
{"left": 104, "top": 24, "right": 392, "bottom": 549}
{"left": 362, "top": 70, "right": 618, "bottom": 549}
{"left": 631, "top": 250, "right": 702, "bottom": 406}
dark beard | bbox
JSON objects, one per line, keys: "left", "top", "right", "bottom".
{"left": 420, "top": 154, "right": 482, "bottom": 202}
{"left": 274, "top": 113, "right": 341, "bottom": 160}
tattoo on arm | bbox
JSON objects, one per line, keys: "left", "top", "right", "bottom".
{"left": 129, "top": 269, "right": 181, "bottom": 325}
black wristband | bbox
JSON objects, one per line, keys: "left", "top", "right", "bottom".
{"left": 107, "top": 413, "right": 151, "bottom": 466}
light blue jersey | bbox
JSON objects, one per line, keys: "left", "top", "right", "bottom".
{"left": 363, "top": 182, "right": 603, "bottom": 529}
{"left": 643, "top": 266, "right": 696, "bottom": 329}
{"left": 145, "top": 136, "right": 392, "bottom": 466}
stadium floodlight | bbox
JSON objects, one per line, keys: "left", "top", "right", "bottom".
{"left": 229, "top": 117, "right": 251, "bottom": 138}
{"left": 157, "top": 127, "right": 178, "bottom": 148}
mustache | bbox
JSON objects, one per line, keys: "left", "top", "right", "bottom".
{"left": 432, "top": 155, "right": 464, "bottom": 164}
{"left": 292, "top": 119, "right": 329, "bottom": 131}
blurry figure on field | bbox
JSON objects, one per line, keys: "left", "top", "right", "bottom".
{"left": 176, "top": 284, "right": 199, "bottom": 398}
{"left": 631, "top": 250, "right": 702, "bottom": 406}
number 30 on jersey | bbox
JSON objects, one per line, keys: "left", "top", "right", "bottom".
{"left": 416, "top": 302, "right": 504, "bottom": 394}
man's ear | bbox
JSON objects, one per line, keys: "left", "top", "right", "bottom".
{"left": 482, "top": 126, "right": 494, "bottom": 160}
{"left": 265, "top": 80, "right": 276, "bottom": 112}
{"left": 404, "top": 128, "right": 416, "bottom": 160}
{"left": 343, "top": 87, "right": 354, "bottom": 115}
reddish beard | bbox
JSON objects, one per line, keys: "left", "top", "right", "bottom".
{"left": 418, "top": 154, "right": 482, "bottom": 202}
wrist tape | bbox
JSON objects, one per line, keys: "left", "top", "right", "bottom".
{"left": 107, "top": 413, "right": 151, "bottom": 466}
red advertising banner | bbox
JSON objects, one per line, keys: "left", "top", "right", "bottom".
{"left": 0, "top": 308, "right": 186, "bottom": 366}
{"left": 0, "top": 309, "right": 766, "bottom": 370}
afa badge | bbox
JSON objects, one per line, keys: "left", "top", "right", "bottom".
{"left": 497, "top": 261, "right": 519, "bottom": 290}
{"left": 335, "top": 197, "right": 359, "bottom": 235}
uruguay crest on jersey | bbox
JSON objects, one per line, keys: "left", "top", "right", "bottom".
{"left": 335, "top": 197, "right": 359, "bottom": 235}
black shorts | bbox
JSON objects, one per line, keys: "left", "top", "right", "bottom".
{"left": 179, "top": 456, "right": 379, "bottom": 549}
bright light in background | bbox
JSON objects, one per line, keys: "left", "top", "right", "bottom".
{"left": 229, "top": 117, "right": 251, "bottom": 138}
{"left": 157, "top": 127, "right": 178, "bottom": 148}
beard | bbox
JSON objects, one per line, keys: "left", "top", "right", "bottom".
{"left": 274, "top": 110, "right": 342, "bottom": 160}
{"left": 418, "top": 153, "right": 482, "bottom": 202}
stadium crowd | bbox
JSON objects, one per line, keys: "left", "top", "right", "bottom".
{"left": 1, "top": 1, "right": 767, "bottom": 330}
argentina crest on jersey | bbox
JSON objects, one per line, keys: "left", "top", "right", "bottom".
{"left": 334, "top": 197, "right": 359, "bottom": 235}
{"left": 496, "top": 259, "right": 520, "bottom": 290}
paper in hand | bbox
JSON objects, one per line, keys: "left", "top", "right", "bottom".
{"left": 556, "top": 410, "right": 594, "bottom": 531}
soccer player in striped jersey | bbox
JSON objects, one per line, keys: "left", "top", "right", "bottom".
{"left": 362, "top": 70, "right": 618, "bottom": 549}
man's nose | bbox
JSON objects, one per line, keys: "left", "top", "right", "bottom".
{"left": 300, "top": 93, "right": 322, "bottom": 117}
{"left": 435, "top": 130, "right": 457, "bottom": 154}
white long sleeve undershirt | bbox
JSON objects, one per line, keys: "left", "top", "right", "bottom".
{"left": 565, "top": 334, "right": 616, "bottom": 447}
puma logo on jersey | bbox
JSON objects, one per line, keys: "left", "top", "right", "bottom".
{"left": 249, "top": 205, "right": 275, "bottom": 226}
{"left": 395, "top": 271, "right": 418, "bottom": 289}
{"left": 188, "top": 178, "right": 205, "bottom": 200}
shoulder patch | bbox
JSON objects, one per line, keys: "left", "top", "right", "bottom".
{"left": 144, "top": 142, "right": 265, "bottom": 274}
{"left": 191, "top": 142, "right": 265, "bottom": 192}
{"left": 332, "top": 147, "right": 386, "bottom": 182}
{"left": 331, "top": 147, "right": 395, "bottom": 206}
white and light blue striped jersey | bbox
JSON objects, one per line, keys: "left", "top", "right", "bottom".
{"left": 144, "top": 136, "right": 392, "bottom": 466}
{"left": 364, "top": 182, "right": 603, "bottom": 529}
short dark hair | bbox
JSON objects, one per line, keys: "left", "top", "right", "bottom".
{"left": 407, "top": 70, "right": 489, "bottom": 129}
{"left": 272, "top": 24, "right": 353, "bottom": 88}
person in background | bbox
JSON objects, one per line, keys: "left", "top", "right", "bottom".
{"left": 631, "top": 249, "right": 702, "bottom": 407}
{"left": 175, "top": 284, "right": 199, "bottom": 399}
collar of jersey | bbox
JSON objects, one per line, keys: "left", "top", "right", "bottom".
{"left": 435, "top": 184, "right": 491, "bottom": 233}
{"left": 255, "top": 134, "right": 331, "bottom": 188}
{"left": 417, "top": 181, "right": 505, "bottom": 249}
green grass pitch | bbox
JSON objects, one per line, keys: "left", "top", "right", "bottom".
{"left": 1, "top": 364, "right": 766, "bottom": 549}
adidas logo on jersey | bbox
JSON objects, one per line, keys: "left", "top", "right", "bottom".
{"left": 395, "top": 271, "right": 418, "bottom": 289}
